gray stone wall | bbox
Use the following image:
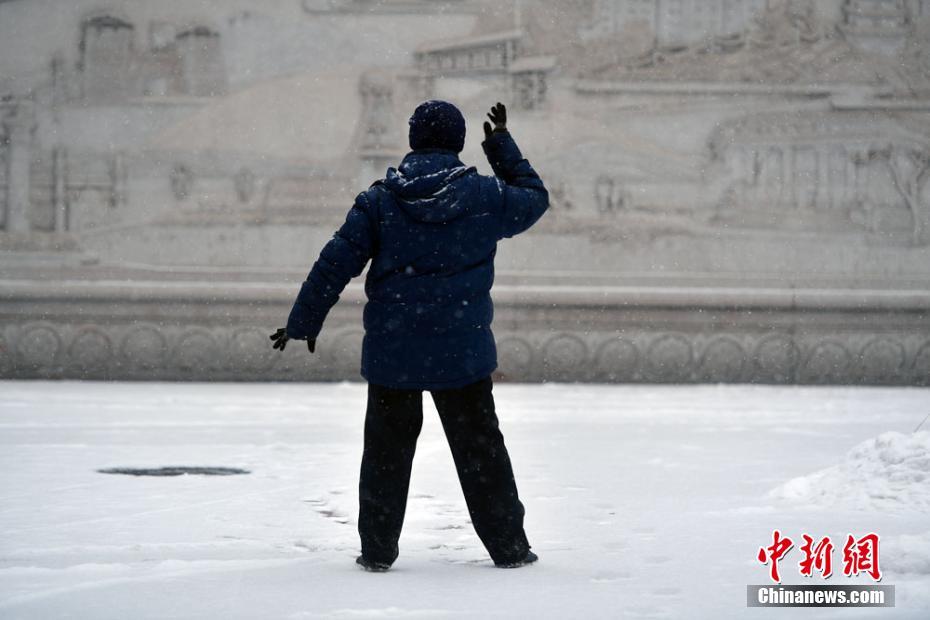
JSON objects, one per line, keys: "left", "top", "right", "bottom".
{"left": 1, "top": 0, "right": 929, "bottom": 384}
{"left": 2, "top": 279, "right": 928, "bottom": 384}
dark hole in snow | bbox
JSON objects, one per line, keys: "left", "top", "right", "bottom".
{"left": 97, "top": 466, "right": 250, "bottom": 477}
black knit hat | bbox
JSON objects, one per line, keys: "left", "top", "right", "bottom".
{"left": 408, "top": 99, "right": 466, "bottom": 153}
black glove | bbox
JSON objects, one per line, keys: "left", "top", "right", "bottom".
{"left": 269, "top": 328, "right": 316, "bottom": 353}
{"left": 483, "top": 102, "right": 507, "bottom": 139}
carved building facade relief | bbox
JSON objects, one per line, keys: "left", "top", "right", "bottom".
{"left": 1, "top": 0, "right": 929, "bottom": 383}
{"left": 710, "top": 112, "right": 930, "bottom": 241}
{"left": 77, "top": 13, "right": 228, "bottom": 103}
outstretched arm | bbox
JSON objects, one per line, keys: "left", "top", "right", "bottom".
{"left": 481, "top": 102, "right": 549, "bottom": 239}
{"left": 271, "top": 192, "right": 377, "bottom": 351}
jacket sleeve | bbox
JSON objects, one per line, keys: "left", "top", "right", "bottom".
{"left": 481, "top": 130, "right": 550, "bottom": 239}
{"left": 285, "top": 191, "right": 378, "bottom": 341}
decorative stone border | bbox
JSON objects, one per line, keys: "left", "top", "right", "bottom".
{"left": 3, "top": 320, "right": 929, "bottom": 385}
{"left": 1, "top": 281, "right": 929, "bottom": 384}
{"left": 492, "top": 330, "right": 930, "bottom": 385}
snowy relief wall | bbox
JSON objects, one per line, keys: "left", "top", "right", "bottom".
{"left": 1, "top": 0, "right": 929, "bottom": 383}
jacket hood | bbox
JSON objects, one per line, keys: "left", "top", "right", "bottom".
{"left": 380, "top": 150, "right": 476, "bottom": 223}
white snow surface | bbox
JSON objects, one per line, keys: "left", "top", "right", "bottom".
{"left": 1, "top": 381, "right": 929, "bottom": 619}
{"left": 769, "top": 431, "right": 930, "bottom": 512}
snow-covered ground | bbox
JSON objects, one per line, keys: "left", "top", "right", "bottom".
{"left": 1, "top": 381, "right": 928, "bottom": 619}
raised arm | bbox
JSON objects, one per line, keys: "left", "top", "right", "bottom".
{"left": 480, "top": 102, "right": 549, "bottom": 239}
{"left": 271, "top": 191, "right": 378, "bottom": 351}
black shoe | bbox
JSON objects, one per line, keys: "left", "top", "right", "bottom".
{"left": 495, "top": 550, "right": 538, "bottom": 568}
{"left": 356, "top": 555, "right": 391, "bottom": 572}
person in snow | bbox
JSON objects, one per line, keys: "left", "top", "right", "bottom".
{"left": 270, "top": 100, "right": 549, "bottom": 571}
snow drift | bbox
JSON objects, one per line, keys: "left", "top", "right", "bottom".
{"left": 769, "top": 431, "right": 930, "bottom": 512}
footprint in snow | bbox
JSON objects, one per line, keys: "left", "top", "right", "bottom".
{"left": 293, "top": 541, "right": 321, "bottom": 552}
{"left": 303, "top": 498, "right": 350, "bottom": 524}
{"left": 604, "top": 540, "right": 626, "bottom": 552}
{"left": 650, "top": 587, "right": 682, "bottom": 598}
{"left": 591, "top": 570, "right": 632, "bottom": 583}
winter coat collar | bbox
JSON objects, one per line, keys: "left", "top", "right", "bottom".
{"left": 380, "top": 149, "right": 477, "bottom": 223}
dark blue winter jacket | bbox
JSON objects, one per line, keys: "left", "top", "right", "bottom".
{"left": 286, "top": 130, "right": 549, "bottom": 389}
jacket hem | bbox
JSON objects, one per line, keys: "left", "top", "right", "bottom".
{"left": 361, "top": 363, "right": 498, "bottom": 391}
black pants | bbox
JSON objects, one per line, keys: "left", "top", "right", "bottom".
{"left": 358, "top": 375, "right": 531, "bottom": 566}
